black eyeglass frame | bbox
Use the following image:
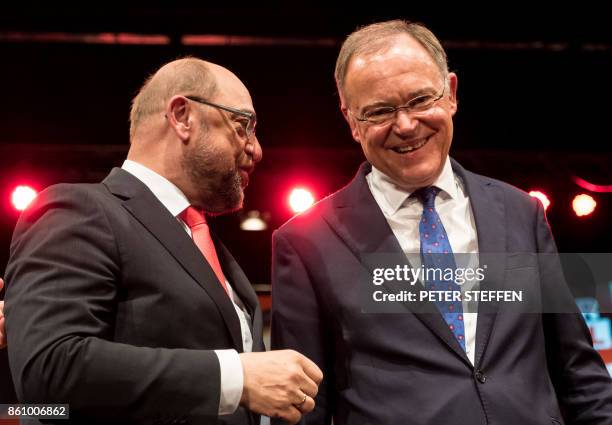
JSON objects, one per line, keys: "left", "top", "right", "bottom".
{"left": 185, "top": 95, "right": 257, "bottom": 138}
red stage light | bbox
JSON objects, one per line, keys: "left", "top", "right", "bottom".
{"left": 528, "top": 190, "right": 550, "bottom": 211}
{"left": 289, "top": 188, "right": 315, "bottom": 213}
{"left": 572, "top": 194, "right": 596, "bottom": 217}
{"left": 11, "top": 185, "right": 38, "bottom": 211}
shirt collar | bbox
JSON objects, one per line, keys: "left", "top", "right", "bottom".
{"left": 121, "top": 159, "right": 190, "bottom": 217}
{"left": 369, "top": 156, "right": 458, "bottom": 216}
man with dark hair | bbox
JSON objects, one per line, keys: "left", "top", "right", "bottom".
{"left": 271, "top": 20, "right": 612, "bottom": 424}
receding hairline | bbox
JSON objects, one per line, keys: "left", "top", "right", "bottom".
{"left": 334, "top": 20, "right": 449, "bottom": 105}
{"left": 129, "top": 57, "right": 219, "bottom": 140}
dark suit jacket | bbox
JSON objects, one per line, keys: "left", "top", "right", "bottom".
{"left": 271, "top": 160, "right": 612, "bottom": 425}
{"left": 4, "top": 168, "right": 264, "bottom": 425}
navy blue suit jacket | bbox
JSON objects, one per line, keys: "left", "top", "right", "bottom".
{"left": 5, "top": 168, "right": 264, "bottom": 425}
{"left": 271, "top": 159, "right": 612, "bottom": 425}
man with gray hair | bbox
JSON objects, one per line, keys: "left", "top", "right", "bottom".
{"left": 3, "top": 57, "right": 321, "bottom": 425}
{"left": 271, "top": 20, "right": 612, "bottom": 424}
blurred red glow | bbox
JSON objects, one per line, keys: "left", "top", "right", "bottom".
{"left": 11, "top": 185, "right": 38, "bottom": 211}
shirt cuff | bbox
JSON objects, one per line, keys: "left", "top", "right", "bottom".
{"left": 214, "top": 349, "right": 244, "bottom": 415}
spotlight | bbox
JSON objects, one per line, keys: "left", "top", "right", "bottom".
{"left": 240, "top": 210, "right": 268, "bottom": 231}
{"left": 289, "top": 188, "right": 315, "bottom": 214}
{"left": 572, "top": 194, "right": 596, "bottom": 217}
{"left": 11, "top": 185, "right": 38, "bottom": 211}
{"left": 528, "top": 190, "right": 550, "bottom": 211}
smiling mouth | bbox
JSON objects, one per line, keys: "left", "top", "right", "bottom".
{"left": 391, "top": 137, "right": 430, "bottom": 154}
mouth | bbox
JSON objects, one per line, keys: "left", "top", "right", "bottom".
{"left": 239, "top": 168, "right": 251, "bottom": 189}
{"left": 391, "top": 136, "right": 430, "bottom": 154}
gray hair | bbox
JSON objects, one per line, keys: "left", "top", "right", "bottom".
{"left": 335, "top": 20, "right": 449, "bottom": 104}
{"left": 129, "top": 57, "right": 218, "bottom": 140}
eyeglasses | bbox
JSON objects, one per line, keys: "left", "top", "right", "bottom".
{"left": 352, "top": 83, "right": 446, "bottom": 125}
{"left": 185, "top": 95, "right": 257, "bottom": 139}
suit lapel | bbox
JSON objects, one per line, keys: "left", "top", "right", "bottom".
{"left": 451, "top": 159, "right": 507, "bottom": 367}
{"left": 102, "top": 168, "right": 244, "bottom": 352}
{"left": 215, "top": 236, "right": 259, "bottom": 318}
{"left": 215, "top": 238, "right": 266, "bottom": 352}
{"left": 323, "top": 162, "right": 471, "bottom": 365}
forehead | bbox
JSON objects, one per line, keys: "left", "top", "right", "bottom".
{"left": 344, "top": 35, "right": 443, "bottom": 105}
{"left": 211, "top": 66, "right": 254, "bottom": 110}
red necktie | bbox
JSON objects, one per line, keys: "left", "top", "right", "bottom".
{"left": 180, "top": 206, "right": 229, "bottom": 294}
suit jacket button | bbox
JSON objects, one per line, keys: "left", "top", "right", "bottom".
{"left": 475, "top": 370, "right": 486, "bottom": 383}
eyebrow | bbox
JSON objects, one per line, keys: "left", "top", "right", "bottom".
{"left": 360, "top": 87, "right": 437, "bottom": 111}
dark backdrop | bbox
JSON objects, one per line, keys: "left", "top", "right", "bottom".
{"left": 1, "top": 4, "right": 611, "bottom": 403}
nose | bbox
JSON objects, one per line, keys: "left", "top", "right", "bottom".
{"left": 393, "top": 110, "right": 419, "bottom": 136}
{"left": 246, "top": 136, "right": 263, "bottom": 164}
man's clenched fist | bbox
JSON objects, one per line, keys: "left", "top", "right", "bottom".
{"left": 239, "top": 349, "right": 323, "bottom": 424}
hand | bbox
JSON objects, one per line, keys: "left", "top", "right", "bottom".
{"left": 0, "top": 278, "right": 5, "bottom": 349}
{"left": 239, "top": 350, "right": 323, "bottom": 424}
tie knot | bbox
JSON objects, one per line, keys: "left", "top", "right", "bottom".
{"left": 180, "top": 206, "right": 207, "bottom": 228}
{"left": 413, "top": 186, "right": 440, "bottom": 209}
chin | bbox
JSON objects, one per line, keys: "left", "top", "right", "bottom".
{"left": 206, "top": 199, "right": 243, "bottom": 216}
{"left": 201, "top": 189, "right": 244, "bottom": 216}
{"left": 212, "top": 198, "right": 244, "bottom": 216}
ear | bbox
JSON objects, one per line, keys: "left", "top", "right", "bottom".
{"left": 340, "top": 103, "right": 362, "bottom": 144}
{"left": 165, "top": 95, "right": 193, "bottom": 141}
{"left": 447, "top": 72, "right": 459, "bottom": 116}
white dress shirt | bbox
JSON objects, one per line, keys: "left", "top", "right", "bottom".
{"left": 122, "top": 159, "right": 249, "bottom": 415}
{"left": 366, "top": 157, "right": 480, "bottom": 364}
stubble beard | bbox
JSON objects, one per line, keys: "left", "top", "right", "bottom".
{"left": 182, "top": 138, "right": 243, "bottom": 216}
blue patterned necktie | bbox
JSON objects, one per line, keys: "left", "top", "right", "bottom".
{"left": 415, "top": 186, "right": 466, "bottom": 351}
